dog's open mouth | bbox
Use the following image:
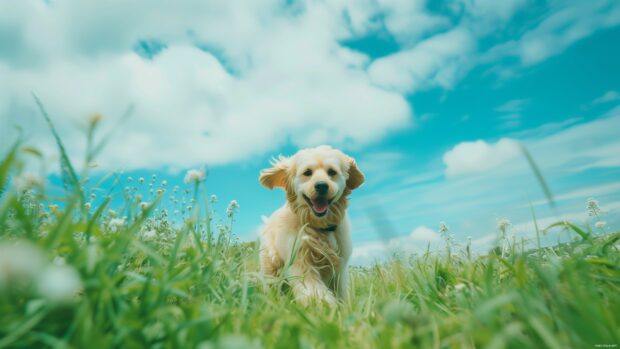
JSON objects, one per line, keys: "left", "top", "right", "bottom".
{"left": 303, "top": 194, "right": 333, "bottom": 217}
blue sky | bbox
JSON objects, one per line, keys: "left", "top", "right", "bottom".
{"left": 1, "top": 0, "right": 620, "bottom": 264}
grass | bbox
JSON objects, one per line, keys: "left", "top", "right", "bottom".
{"left": 1, "top": 116, "right": 619, "bottom": 348}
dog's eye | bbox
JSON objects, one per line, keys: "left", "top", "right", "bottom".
{"left": 327, "top": 169, "right": 337, "bottom": 176}
{"left": 303, "top": 169, "right": 313, "bottom": 176}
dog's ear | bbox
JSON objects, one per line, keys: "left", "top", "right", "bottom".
{"left": 346, "top": 157, "right": 365, "bottom": 190}
{"left": 259, "top": 155, "right": 291, "bottom": 190}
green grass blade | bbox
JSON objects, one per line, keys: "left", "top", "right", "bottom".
{"left": 32, "top": 93, "right": 84, "bottom": 205}
{"left": 520, "top": 145, "right": 555, "bottom": 209}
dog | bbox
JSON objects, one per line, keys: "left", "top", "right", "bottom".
{"left": 258, "top": 145, "right": 364, "bottom": 305}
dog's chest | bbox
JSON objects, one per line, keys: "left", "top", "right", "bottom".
{"left": 298, "top": 228, "right": 341, "bottom": 279}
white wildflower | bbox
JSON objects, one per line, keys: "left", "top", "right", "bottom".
{"left": 142, "top": 230, "right": 157, "bottom": 241}
{"left": 454, "top": 283, "right": 466, "bottom": 291}
{"left": 161, "top": 180, "right": 167, "bottom": 187}
{"left": 227, "top": 200, "right": 240, "bottom": 217}
{"left": 36, "top": 264, "right": 82, "bottom": 301}
{"left": 53, "top": 256, "right": 66, "bottom": 265}
{"left": 14, "top": 172, "right": 43, "bottom": 192}
{"left": 139, "top": 177, "right": 145, "bottom": 184}
{"left": 438, "top": 222, "right": 449, "bottom": 237}
{"left": 127, "top": 176, "right": 133, "bottom": 182}
{"left": 107, "top": 218, "right": 125, "bottom": 232}
{"left": 210, "top": 194, "right": 218, "bottom": 203}
{"left": 587, "top": 198, "right": 604, "bottom": 217}
{"left": 184, "top": 169, "right": 206, "bottom": 184}
{"left": 439, "top": 222, "right": 450, "bottom": 235}
{"left": 497, "top": 217, "right": 511, "bottom": 238}
{"left": 0, "top": 241, "right": 46, "bottom": 289}
{"left": 84, "top": 202, "right": 92, "bottom": 210}
{"left": 595, "top": 221, "right": 607, "bottom": 229}
{"left": 140, "top": 202, "right": 150, "bottom": 210}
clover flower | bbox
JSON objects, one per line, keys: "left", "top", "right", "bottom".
{"left": 438, "top": 222, "right": 449, "bottom": 238}
{"left": 0, "top": 241, "right": 46, "bottom": 289}
{"left": 142, "top": 230, "right": 157, "bottom": 241}
{"left": 586, "top": 198, "right": 604, "bottom": 217}
{"left": 454, "top": 283, "right": 466, "bottom": 291}
{"left": 497, "top": 217, "right": 511, "bottom": 239}
{"left": 37, "top": 264, "right": 82, "bottom": 301}
{"left": 595, "top": 221, "right": 607, "bottom": 229}
{"left": 184, "top": 168, "right": 206, "bottom": 184}
{"left": 107, "top": 218, "right": 125, "bottom": 232}
{"left": 227, "top": 200, "right": 240, "bottom": 217}
{"left": 14, "top": 172, "right": 43, "bottom": 192}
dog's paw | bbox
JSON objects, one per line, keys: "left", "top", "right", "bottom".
{"left": 295, "top": 288, "right": 337, "bottom": 307}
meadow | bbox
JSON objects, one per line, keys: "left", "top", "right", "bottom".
{"left": 1, "top": 113, "right": 619, "bottom": 349}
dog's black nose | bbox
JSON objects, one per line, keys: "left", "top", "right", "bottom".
{"left": 314, "top": 182, "right": 328, "bottom": 195}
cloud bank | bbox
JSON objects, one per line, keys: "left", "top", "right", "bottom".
{"left": 1, "top": 0, "right": 617, "bottom": 171}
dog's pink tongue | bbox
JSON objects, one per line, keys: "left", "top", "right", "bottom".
{"left": 312, "top": 197, "right": 329, "bottom": 213}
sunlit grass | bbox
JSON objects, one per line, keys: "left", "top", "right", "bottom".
{"left": 0, "top": 112, "right": 619, "bottom": 348}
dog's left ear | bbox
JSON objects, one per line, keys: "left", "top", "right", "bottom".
{"left": 259, "top": 155, "right": 290, "bottom": 190}
{"left": 346, "top": 157, "right": 365, "bottom": 190}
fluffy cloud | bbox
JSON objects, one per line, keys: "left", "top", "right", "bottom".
{"left": 1, "top": 0, "right": 616, "bottom": 173}
{"left": 0, "top": 0, "right": 411, "bottom": 171}
{"left": 409, "top": 226, "right": 440, "bottom": 242}
{"left": 442, "top": 138, "right": 521, "bottom": 178}
{"left": 351, "top": 225, "right": 441, "bottom": 264}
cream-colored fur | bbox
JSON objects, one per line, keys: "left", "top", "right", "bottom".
{"left": 258, "top": 145, "right": 364, "bottom": 305}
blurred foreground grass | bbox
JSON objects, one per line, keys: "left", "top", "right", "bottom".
{"left": 1, "top": 115, "right": 619, "bottom": 348}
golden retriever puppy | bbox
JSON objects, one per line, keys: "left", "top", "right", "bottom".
{"left": 258, "top": 145, "right": 364, "bottom": 305}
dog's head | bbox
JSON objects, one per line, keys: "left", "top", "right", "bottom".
{"left": 259, "top": 145, "right": 364, "bottom": 224}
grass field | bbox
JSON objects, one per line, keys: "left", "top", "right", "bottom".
{"left": 1, "top": 117, "right": 619, "bottom": 348}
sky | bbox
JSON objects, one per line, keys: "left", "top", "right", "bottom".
{"left": 1, "top": 0, "right": 620, "bottom": 264}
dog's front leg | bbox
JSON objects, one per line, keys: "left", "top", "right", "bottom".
{"left": 335, "top": 263, "right": 349, "bottom": 301}
{"left": 289, "top": 264, "right": 337, "bottom": 306}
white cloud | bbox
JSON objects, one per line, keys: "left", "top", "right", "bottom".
{"left": 377, "top": 0, "right": 449, "bottom": 44}
{"left": 368, "top": 27, "right": 476, "bottom": 93}
{"left": 1, "top": 0, "right": 617, "bottom": 173}
{"left": 485, "top": 1, "right": 620, "bottom": 66}
{"left": 351, "top": 225, "right": 442, "bottom": 264}
{"left": 0, "top": 1, "right": 411, "bottom": 171}
{"left": 442, "top": 138, "right": 521, "bottom": 178}
{"left": 410, "top": 226, "right": 440, "bottom": 242}
{"left": 593, "top": 90, "right": 620, "bottom": 105}
{"left": 349, "top": 109, "right": 620, "bottom": 258}
{"left": 495, "top": 99, "right": 528, "bottom": 113}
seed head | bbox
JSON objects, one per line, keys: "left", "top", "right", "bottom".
{"left": 184, "top": 168, "right": 206, "bottom": 184}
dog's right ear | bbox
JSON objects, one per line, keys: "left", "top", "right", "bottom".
{"left": 259, "top": 155, "right": 290, "bottom": 190}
